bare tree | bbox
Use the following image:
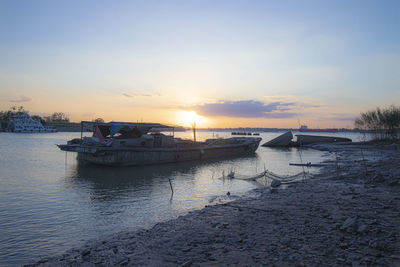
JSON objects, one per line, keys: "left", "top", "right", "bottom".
{"left": 47, "top": 112, "right": 70, "bottom": 122}
{"left": 0, "top": 106, "right": 28, "bottom": 121}
{"left": 93, "top": 118, "right": 105, "bottom": 123}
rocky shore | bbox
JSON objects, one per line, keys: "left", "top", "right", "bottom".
{"left": 28, "top": 142, "right": 400, "bottom": 266}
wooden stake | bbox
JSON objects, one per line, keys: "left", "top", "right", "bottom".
{"left": 168, "top": 178, "right": 174, "bottom": 197}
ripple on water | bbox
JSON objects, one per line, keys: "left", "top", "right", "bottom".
{"left": 0, "top": 131, "right": 366, "bottom": 265}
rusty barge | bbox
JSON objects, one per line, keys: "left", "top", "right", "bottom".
{"left": 58, "top": 121, "right": 261, "bottom": 166}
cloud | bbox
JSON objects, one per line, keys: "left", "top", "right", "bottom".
{"left": 187, "top": 100, "right": 298, "bottom": 118}
{"left": 9, "top": 95, "right": 32, "bottom": 103}
{"left": 122, "top": 92, "right": 161, "bottom": 98}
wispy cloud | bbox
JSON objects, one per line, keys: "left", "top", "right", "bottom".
{"left": 9, "top": 95, "right": 32, "bottom": 103}
{"left": 186, "top": 100, "right": 298, "bottom": 118}
{"left": 122, "top": 92, "right": 161, "bottom": 98}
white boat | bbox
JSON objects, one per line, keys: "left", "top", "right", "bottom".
{"left": 58, "top": 121, "right": 261, "bottom": 166}
{"left": 8, "top": 113, "right": 56, "bottom": 133}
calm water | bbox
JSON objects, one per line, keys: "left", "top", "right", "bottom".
{"left": 0, "top": 131, "right": 364, "bottom": 265}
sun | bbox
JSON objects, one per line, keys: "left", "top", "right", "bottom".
{"left": 178, "top": 110, "right": 207, "bottom": 127}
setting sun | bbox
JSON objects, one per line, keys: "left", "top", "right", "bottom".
{"left": 177, "top": 110, "right": 207, "bottom": 127}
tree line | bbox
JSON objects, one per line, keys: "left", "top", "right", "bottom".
{"left": 0, "top": 106, "right": 105, "bottom": 124}
{"left": 0, "top": 106, "right": 70, "bottom": 123}
{"left": 355, "top": 105, "right": 400, "bottom": 140}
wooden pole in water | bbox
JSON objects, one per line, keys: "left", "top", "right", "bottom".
{"left": 168, "top": 178, "right": 174, "bottom": 197}
{"left": 297, "top": 140, "right": 306, "bottom": 181}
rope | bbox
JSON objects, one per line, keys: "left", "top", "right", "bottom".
{"left": 220, "top": 169, "right": 308, "bottom": 184}
{"left": 227, "top": 171, "right": 267, "bottom": 181}
{"left": 266, "top": 170, "right": 306, "bottom": 180}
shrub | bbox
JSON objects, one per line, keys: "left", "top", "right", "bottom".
{"left": 355, "top": 105, "right": 400, "bottom": 140}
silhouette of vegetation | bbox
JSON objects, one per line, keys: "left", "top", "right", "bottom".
{"left": 355, "top": 105, "right": 400, "bottom": 140}
{"left": 0, "top": 106, "right": 28, "bottom": 121}
{"left": 93, "top": 118, "right": 105, "bottom": 123}
{"left": 45, "top": 112, "right": 70, "bottom": 122}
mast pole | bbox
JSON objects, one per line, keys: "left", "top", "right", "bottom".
{"left": 192, "top": 121, "right": 196, "bottom": 142}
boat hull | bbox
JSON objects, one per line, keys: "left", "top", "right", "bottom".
{"left": 296, "top": 134, "right": 351, "bottom": 145}
{"left": 262, "top": 131, "right": 294, "bottom": 147}
{"left": 299, "top": 129, "right": 338, "bottom": 133}
{"left": 61, "top": 138, "right": 262, "bottom": 166}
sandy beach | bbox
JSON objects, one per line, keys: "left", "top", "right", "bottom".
{"left": 28, "top": 141, "right": 400, "bottom": 267}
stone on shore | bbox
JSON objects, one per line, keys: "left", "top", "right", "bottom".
{"left": 271, "top": 179, "right": 282, "bottom": 188}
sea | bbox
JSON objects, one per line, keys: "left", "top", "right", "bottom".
{"left": 0, "top": 130, "right": 367, "bottom": 265}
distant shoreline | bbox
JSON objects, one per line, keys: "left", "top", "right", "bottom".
{"left": 53, "top": 126, "right": 359, "bottom": 133}
{"left": 0, "top": 120, "right": 361, "bottom": 133}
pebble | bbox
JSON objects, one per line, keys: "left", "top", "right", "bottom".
{"left": 270, "top": 188, "right": 278, "bottom": 193}
{"left": 356, "top": 224, "right": 367, "bottom": 233}
{"left": 81, "top": 249, "right": 91, "bottom": 257}
{"left": 118, "top": 257, "right": 129, "bottom": 266}
{"left": 179, "top": 260, "right": 192, "bottom": 267}
{"left": 271, "top": 180, "right": 282, "bottom": 188}
{"left": 340, "top": 217, "right": 357, "bottom": 231}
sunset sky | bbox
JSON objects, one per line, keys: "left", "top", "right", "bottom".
{"left": 0, "top": 0, "right": 399, "bottom": 128}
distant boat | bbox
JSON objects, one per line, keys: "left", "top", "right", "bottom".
{"left": 299, "top": 125, "right": 338, "bottom": 133}
{"left": 231, "top": 132, "right": 252, "bottom": 135}
{"left": 7, "top": 113, "right": 56, "bottom": 133}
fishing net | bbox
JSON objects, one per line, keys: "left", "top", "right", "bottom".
{"left": 220, "top": 170, "right": 308, "bottom": 183}
{"left": 265, "top": 170, "right": 307, "bottom": 181}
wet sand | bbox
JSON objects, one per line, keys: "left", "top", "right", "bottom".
{"left": 28, "top": 142, "right": 400, "bottom": 266}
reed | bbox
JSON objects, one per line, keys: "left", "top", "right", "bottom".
{"left": 355, "top": 105, "right": 400, "bottom": 140}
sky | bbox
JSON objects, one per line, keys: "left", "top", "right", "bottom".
{"left": 0, "top": 0, "right": 399, "bottom": 128}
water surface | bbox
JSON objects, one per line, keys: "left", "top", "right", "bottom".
{"left": 0, "top": 130, "right": 364, "bottom": 265}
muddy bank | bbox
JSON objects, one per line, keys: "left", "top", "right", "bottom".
{"left": 28, "top": 142, "right": 400, "bottom": 266}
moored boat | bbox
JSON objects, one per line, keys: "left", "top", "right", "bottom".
{"left": 8, "top": 113, "right": 56, "bottom": 133}
{"left": 58, "top": 121, "right": 261, "bottom": 166}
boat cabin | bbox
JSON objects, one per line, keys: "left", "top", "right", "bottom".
{"left": 79, "top": 121, "right": 177, "bottom": 148}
